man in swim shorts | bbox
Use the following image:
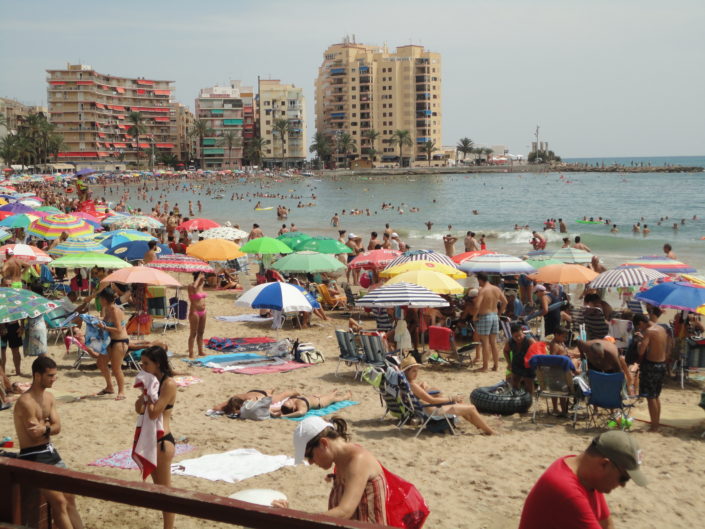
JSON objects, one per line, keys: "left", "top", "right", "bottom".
{"left": 473, "top": 272, "right": 507, "bottom": 371}
{"left": 14, "top": 356, "right": 84, "bottom": 528}
{"left": 633, "top": 314, "right": 668, "bottom": 432}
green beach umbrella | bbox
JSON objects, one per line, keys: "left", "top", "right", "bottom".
{"left": 277, "top": 232, "right": 312, "bottom": 248}
{"left": 48, "top": 252, "right": 132, "bottom": 269}
{"left": 0, "top": 288, "right": 58, "bottom": 324}
{"left": 551, "top": 247, "right": 593, "bottom": 264}
{"left": 239, "top": 237, "right": 293, "bottom": 254}
{"left": 294, "top": 236, "right": 352, "bottom": 254}
{"left": 36, "top": 206, "right": 63, "bottom": 214}
{"left": 0, "top": 213, "right": 40, "bottom": 229}
{"left": 272, "top": 251, "right": 347, "bottom": 274}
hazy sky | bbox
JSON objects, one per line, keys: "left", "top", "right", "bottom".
{"left": 1, "top": 0, "right": 703, "bottom": 157}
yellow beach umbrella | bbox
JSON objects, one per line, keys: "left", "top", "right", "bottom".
{"left": 681, "top": 274, "right": 705, "bottom": 287}
{"left": 529, "top": 263, "right": 598, "bottom": 284}
{"left": 0, "top": 198, "right": 7, "bottom": 205}
{"left": 186, "top": 238, "right": 245, "bottom": 261}
{"left": 380, "top": 260, "right": 466, "bottom": 279}
{"left": 385, "top": 270, "right": 464, "bottom": 295}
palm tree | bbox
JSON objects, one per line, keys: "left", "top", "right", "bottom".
{"left": 391, "top": 129, "right": 413, "bottom": 167}
{"left": 244, "top": 137, "right": 266, "bottom": 167}
{"left": 47, "top": 134, "right": 66, "bottom": 162}
{"left": 309, "top": 132, "right": 332, "bottom": 169}
{"left": 482, "top": 147, "right": 494, "bottom": 164}
{"left": 189, "top": 119, "right": 213, "bottom": 169}
{"left": 218, "top": 130, "right": 240, "bottom": 168}
{"left": 456, "top": 137, "right": 474, "bottom": 165}
{"left": 422, "top": 140, "right": 438, "bottom": 167}
{"left": 0, "top": 134, "right": 19, "bottom": 165}
{"left": 157, "top": 152, "right": 178, "bottom": 167}
{"left": 126, "top": 111, "right": 146, "bottom": 169}
{"left": 361, "top": 129, "right": 380, "bottom": 163}
{"left": 272, "top": 118, "right": 290, "bottom": 168}
{"left": 336, "top": 133, "right": 357, "bottom": 169}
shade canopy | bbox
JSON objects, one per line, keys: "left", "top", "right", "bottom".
{"left": 451, "top": 250, "right": 497, "bottom": 264}
{"left": 186, "top": 238, "right": 244, "bottom": 261}
{"left": 348, "top": 249, "right": 401, "bottom": 270}
{"left": 49, "top": 237, "right": 107, "bottom": 257}
{"left": 635, "top": 281, "right": 705, "bottom": 313}
{"left": 97, "top": 229, "right": 157, "bottom": 249}
{"left": 235, "top": 282, "right": 312, "bottom": 312}
{"left": 551, "top": 247, "right": 594, "bottom": 264}
{"left": 177, "top": 218, "right": 220, "bottom": 231}
{"left": 107, "top": 215, "right": 163, "bottom": 230}
{"left": 147, "top": 254, "right": 214, "bottom": 274}
{"left": 200, "top": 227, "right": 248, "bottom": 241}
{"left": 49, "top": 252, "right": 132, "bottom": 269}
{"left": 101, "top": 266, "right": 181, "bottom": 287}
{"left": 276, "top": 232, "right": 312, "bottom": 249}
{"left": 107, "top": 241, "right": 173, "bottom": 261}
{"left": 385, "top": 249, "right": 457, "bottom": 269}
{"left": 271, "top": 251, "right": 346, "bottom": 274}
{"left": 355, "top": 282, "right": 450, "bottom": 308}
{"left": 239, "top": 237, "right": 293, "bottom": 255}
{"left": 384, "top": 270, "right": 464, "bottom": 295}
{"left": 0, "top": 244, "right": 52, "bottom": 264}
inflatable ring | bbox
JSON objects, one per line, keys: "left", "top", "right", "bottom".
{"left": 470, "top": 381, "right": 532, "bottom": 415}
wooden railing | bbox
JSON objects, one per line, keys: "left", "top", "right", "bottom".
{"left": 0, "top": 457, "right": 391, "bottom": 529}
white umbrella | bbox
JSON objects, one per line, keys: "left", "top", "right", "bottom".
{"left": 200, "top": 226, "right": 248, "bottom": 241}
{"left": 589, "top": 266, "right": 667, "bottom": 289}
{"left": 458, "top": 253, "right": 536, "bottom": 275}
{"left": 235, "top": 282, "right": 312, "bottom": 312}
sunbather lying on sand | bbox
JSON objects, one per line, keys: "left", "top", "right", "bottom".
{"left": 214, "top": 389, "right": 300, "bottom": 415}
{"left": 270, "top": 389, "right": 353, "bottom": 418}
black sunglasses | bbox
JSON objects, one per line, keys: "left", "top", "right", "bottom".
{"left": 610, "top": 460, "right": 630, "bottom": 484}
{"left": 304, "top": 440, "right": 319, "bottom": 461}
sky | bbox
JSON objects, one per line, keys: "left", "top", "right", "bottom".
{"left": 1, "top": 0, "right": 703, "bottom": 158}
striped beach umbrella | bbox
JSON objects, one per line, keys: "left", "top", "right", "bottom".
{"left": 380, "top": 261, "right": 467, "bottom": 279}
{"left": 107, "top": 215, "right": 163, "bottom": 230}
{"left": 589, "top": 266, "right": 667, "bottom": 289}
{"left": 551, "top": 247, "right": 594, "bottom": 264}
{"left": 385, "top": 249, "right": 457, "bottom": 270}
{"left": 0, "top": 244, "right": 52, "bottom": 264}
{"left": 348, "top": 249, "right": 401, "bottom": 270}
{"left": 147, "top": 254, "right": 214, "bottom": 274}
{"left": 355, "top": 282, "right": 450, "bottom": 308}
{"left": 49, "top": 237, "right": 108, "bottom": 257}
{"left": 235, "top": 281, "right": 312, "bottom": 312}
{"left": 458, "top": 253, "right": 536, "bottom": 275}
{"left": 620, "top": 255, "right": 696, "bottom": 274}
{"left": 201, "top": 226, "right": 248, "bottom": 241}
{"left": 36, "top": 206, "right": 63, "bottom": 214}
{"left": 0, "top": 213, "right": 41, "bottom": 229}
{"left": 28, "top": 213, "right": 94, "bottom": 240}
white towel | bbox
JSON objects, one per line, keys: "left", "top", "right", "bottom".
{"left": 215, "top": 315, "right": 274, "bottom": 323}
{"left": 132, "top": 371, "right": 164, "bottom": 480}
{"left": 395, "top": 319, "right": 412, "bottom": 351}
{"left": 171, "top": 448, "right": 294, "bottom": 483}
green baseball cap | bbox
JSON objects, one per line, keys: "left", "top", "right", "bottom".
{"left": 592, "top": 431, "right": 647, "bottom": 486}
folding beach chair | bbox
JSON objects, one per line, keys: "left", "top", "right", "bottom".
{"left": 335, "top": 330, "right": 364, "bottom": 378}
{"left": 317, "top": 284, "right": 347, "bottom": 310}
{"left": 428, "top": 325, "right": 476, "bottom": 366}
{"left": 584, "top": 307, "right": 610, "bottom": 340}
{"left": 147, "top": 286, "right": 180, "bottom": 334}
{"left": 585, "top": 370, "right": 636, "bottom": 430}
{"left": 40, "top": 264, "right": 71, "bottom": 299}
{"left": 529, "top": 354, "right": 577, "bottom": 424}
{"left": 359, "top": 332, "right": 387, "bottom": 368}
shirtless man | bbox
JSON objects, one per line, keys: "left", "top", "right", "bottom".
{"left": 473, "top": 272, "right": 507, "bottom": 371}
{"left": 142, "top": 239, "right": 158, "bottom": 264}
{"left": 443, "top": 234, "right": 458, "bottom": 257}
{"left": 345, "top": 233, "right": 362, "bottom": 285}
{"left": 1, "top": 249, "right": 28, "bottom": 288}
{"left": 14, "top": 356, "right": 84, "bottom": 529}
{"left": 464, "top": 231, "right": 480, "bottom": 252}
{"left": 576, "top": 339, "right": 633, "bottom": 391}
{"left": 248, "top": 223, "right": 264, "bottom": 240}
{"left": 573, "top": 236, "right": 591, "bottom": 252}
{"left": 558, "top": 218, "right": 567, "bottom": 233}
{"left": 633, "top": 313, "right": 668, "bottom": 432}
{"left": 663, "top": 243, "right": 677, "bottom": 260}
{"left": 367, "top": 231, "right": 380, "bottom": 251}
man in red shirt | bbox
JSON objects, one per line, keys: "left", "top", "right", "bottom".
{"left": 519, "top": 431, "right": 646, "bottom": 529}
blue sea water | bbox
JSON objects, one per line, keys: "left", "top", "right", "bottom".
{"left": 105, "top": 157, "right": 705, "bottom": 272}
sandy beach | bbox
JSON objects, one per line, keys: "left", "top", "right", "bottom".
{"left": 2, "top": 274, "right": 705, "bottom": 529}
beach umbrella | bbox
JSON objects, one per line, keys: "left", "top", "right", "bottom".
{"left": 348, "top": 249, "right": 401, "bottom": 270}
{"left": 200, "top": 226, "right": 248, "bottom": 241}
{"left": 277, "top": 232, "right": 312, "bottom": 248}
{"left": 75, "top": 168, "right": 95, "bottom": 176}
{"left": 147, "top": 254, "right": 215, "bottom": 274}
{"left": 235, "top": 281, "right": 312, "bottom": 312}
{"left": 0, "top": 229, "right": 9, "bottom": 243}
{"left": 385, "top": 249, "right": 457, "bottom": 269}
{"left": 186, "top": 238, "right": 245, "bottom": 261}
{"left": 107, "top": 240, "right": 173, "bottom": 261}
{"left": 529, "top": 263, "right": 599, "bottom": 284}
{"left": 451, "top": 250, "right": 497, "bottom": 264}
{"left": 239, "top": 237, "right": 293, "bottom": 255}
{"left": 525, "top": 258, "right": 564, "bottom": 269}
{"left": 101, "top": 213, "right": 130, "bottom": 226}
{"left": 271, "top": 251, "right": 346, "bottom": 274}
{"left": 101, "top": 266, "right": 181, "bottom": 287}
{"left": 96, "top": 229, "right": 157, "bottom": 249}
{"left": 0, "top": 213, "right": 41, "bottom": 229}
{"left": 0, "top": 244, "right": 52, "bottom": 263}
{"left": 0, "top": 198, "right": 6, "bottom": 205}
{"left": 0, "top": 288, "right": 58, "bottom": 324}
{"left": 0, "top": 202, "right": 35, "bottom": 214}
{"left": 589, "top": 266, "right": 667, "bottom": 289}
{"left": 458, "top": 253, "right": 536, "bottom": 275}
{"left": 19, "top": 198, "right": 42, "bottom": 208}
{"left": 680, "top": 274, "right": 705, "bottom": 287}
{"left": 36, "top": 206, "right": 63, "bottom": 214}
{"left": 384, "top": 270, "right": 464, "bottom": 295}
{"left": 620, "top": 255, "right": 696, "bottom": 274}
{"left": 551, "top": 247, "right": 593, "bottom": 264}
{"left": 293, "top": 236, "right": 351, "bottom": 254}
{"left": 49, "top": 237, "right": 108, "bottom": 257}
{"left": 28, "top": 213, "right": 94, "bottom": 240}
{"left": 380, "top": 260, "right": 467, "bottom": 279}
{"left": 635, "top": 281, "right": 705, "bottom": 313}
{"left": 176, "top": 218, "right": 220, "bottom": 231}
{"left": 108, "top": 215, "right": 163, "bottom": 230}
{"left": 49, "top": 252, "right": 132, "bottom": 270}
{"left": 355, "top": 282, "right": 450, "bottom": 308}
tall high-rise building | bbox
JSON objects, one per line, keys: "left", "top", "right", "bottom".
{"left": 46, "top": 64, "right": 178, "bottom": 167}
{"left": 195, "top": 81, "right": 251, "bottom": 169}
{"left": 258, "top": 79, "right": 306, "bottom": 167}
{"left": 315, "top": 38, "right": 442, "bottom": 167}
{"left": 172, "top": 102, "right": 195, "bottom": 165}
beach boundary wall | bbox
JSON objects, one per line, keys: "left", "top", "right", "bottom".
{"left": 0, "top": 456, "right": 391, "bottom": 529}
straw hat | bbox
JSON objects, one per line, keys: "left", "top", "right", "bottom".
{"left": 399, "top": 355, "right": 423, "bottom": 372}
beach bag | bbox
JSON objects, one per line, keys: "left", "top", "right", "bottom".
{"left": 382, "top": 465, "right": 430, "bottom": 529}
{"left": 239, "top": 396, "right": 271, "bottom": 421}
{"left": 127, "top": 313, "right": 152, "bottom": 335}
{"left": 301, "top": 349, "right": 325, "bottom": 364}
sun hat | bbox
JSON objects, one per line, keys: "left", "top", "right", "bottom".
{"left": 534, "top": 284, "right": 546, "bottom": 292}
{"left": 399, "top": 355, "right": 423, "bottom": 372}
{"left": 592, "top": 431, "right": 647, "bottom": 486}
{"left": 348, "top": 233, "right": 358, "bottom": 239}
{"left": 293, "top": 417, "right": 333, "bottom": 464}
{"left": 391, "top": 232, "right": 399, "bottom": 238}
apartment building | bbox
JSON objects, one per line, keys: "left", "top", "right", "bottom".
{"left": 258, "top": 79, "right": 306, "bottom": 167}
{"left": 0, "top": 98, "right": 47, "bottom": 133}
{"left": 315, "top": 37, "right": 442, "bottom": 167}
{"left": 173, "top": 102, "right": 195, "bottom": 165}
{"left": 194, "top": 81, "right": 251, "bottom": 169}
{"left": 46, "top": 64, "right": 178, "bottom": 167}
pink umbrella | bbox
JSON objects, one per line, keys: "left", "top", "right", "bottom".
{"left": 348, "top": 249, "right": 401, "bottom": 270}
{"left": 101, "top": 266, "right": 181, "bottom": 287}
{"left": 176, "top": 218, "right": 220, "bottom": 231}
{"left": 72, "top": 211, "right": 101, "bottom": 224}
{"left": 0, "top": 244, "right": 52, "bottom": 263}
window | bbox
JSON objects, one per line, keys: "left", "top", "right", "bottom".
{"left": 351, "top": 122, "right": 357, "bottom": 126}
{"left": 352, "top": 104, "right": 357, "bottom": 108}
{"left": 352, "top": 95, "right": 356, "bottom": 99}
{"left": 352, "top": 131, "right": 356, "bottom": 135}
{"left": 266, "top": 120, "right": 270, "bottom": 125}
{"left": 389, "top": 112, "right": 393, "bottom": 117}
{"left": 352, "top": 113, "right": 356, "bottom": 117}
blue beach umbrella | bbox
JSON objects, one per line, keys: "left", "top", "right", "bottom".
{"left": 635, "top": 281, "right": 705, "bottom": 312}
{"left": 106, "top": 240, "right": 173, "bottom": 261}
{"left": 0, "top": 202, "right": 35, "bottom": 214}
{"left": 235, "top": 282, "right": 312, "bottom": 312}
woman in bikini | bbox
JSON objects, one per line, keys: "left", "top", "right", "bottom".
{"left": 187, "top": 272, "right": 207, "bottom": 358}
{"left": 97, "top": 288, "right": 129, "bottom": 400}
{"left": 214, "top": 389, "right": 300, "bottom": 415}
{"left": 270, "top": 389, "right": 353, "bottom": 418}
{"left": 135, "top": 345, "right": 176, "bottom": 529}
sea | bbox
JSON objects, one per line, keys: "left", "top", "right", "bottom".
{"left": 104, "top": 155, "right": 705, "bottom": 272}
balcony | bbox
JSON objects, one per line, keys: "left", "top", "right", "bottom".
{"left": 329, "top": 67, "right": 345, "bottom": 76}
{"left": 359, "top": 76, "right": 371, "bottom": 84}
{"left": 416, "top": 120, "right": 430, "bottom": 128}
{"left": 330, "top": 112, "right": 345, "bottom": 119}
{"left": 415, "top": 84, "right": 431, "bottom": 92}
{"left": 360, "top": 112, "right": 370, "bottom": 119}
{"left": 415, "top": 103, "right": 431, "bottom": 111}
{"left": 358, "top": 65, "right": 370, "bottom": 73}
{"left": 416, "top": 93, "right": 431, "bottom": 101}
{"left": 415, "top": 75, "right": 430, "bottom": 83}
{"left": 416, "top": 109, "right": 433, "bottom": 117}
{"left": 416, "top": 137, "right": 429, "bottom": 143}
{"left": 360, "top": 121, "right": 371, "bottom": 129}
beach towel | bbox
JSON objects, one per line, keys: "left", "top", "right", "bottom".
{"left": 80, "top": 314, "right": 110, "bottom": 356}
{"left": 217, "top": 360, "right": 313, "bottom": 375}
{"left": 89, "top": 444, "right": 195, "bottom": 469}
{"left": 205, "top": 336, "right": 275, "bottom": 352}
{"left": 132, "top": 371, "right": 163, "bottom": 480}
{"left": 281, "top": 400, "right": 359, "bottom": 421}
{"left": 185, "top": 352, "right": 266, "bottom": 367}
{"left": 174, "top": 376, "right": 202, "bottom": 387}
{"left": 171, "top": 448, "right": 294, "bottom": 483}
{"left": 214, "top": 315, "right": 274, "bottom": 323}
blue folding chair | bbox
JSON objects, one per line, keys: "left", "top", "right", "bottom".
{"left": 586, "top": 370, "right": 635, "bottom": 430}
{"left": 334, "top": 330, "right": 363, "bottom": 378}
{"left": 529, "top": 354, "right": 576, "bottom": 424}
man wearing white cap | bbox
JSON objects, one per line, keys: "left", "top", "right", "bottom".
{"left": 2, "top": 248, "right": 27, "bottom": 288}
{"left": 519, "top": 430, "right": 646, "bottom": 529}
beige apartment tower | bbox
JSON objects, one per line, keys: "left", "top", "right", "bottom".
{"left": 315, "top": 38, "right": 442, "bottom": 167}
{"left": 258, "top": 79, "right": 306, "bottom": 168}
